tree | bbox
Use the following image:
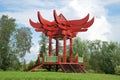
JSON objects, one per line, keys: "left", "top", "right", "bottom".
{"left": 15, "top": 27, "right": 32, "bottom": 71}
{"left": 88, "top": 40, "right": 120, "bottom": 74}
{"left": 0, "top": 15, "right": 16, "bottom": 70}
{"left": 0, "top": 15, "right": 33, "bottom": 71}
{"left": 73, "top": 37, "right": 88, "bottom": 56}
{"left": 39, "top": 33, "right": 48, "bottom": 56}
{"left": 87, "top": 40, "right": 102, "bottom": 72}
{"left": 72, "top": 37, "right": 91, "bottom": 70}
{"left": 98, "top": 42, "right": 120, "bottom": 74}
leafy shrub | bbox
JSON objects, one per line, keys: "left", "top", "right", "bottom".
{"left": 87, "top": 69, "right": 95, "bottom": 73}
{"left": 115, "top": 65, "right": 120, "bottom": 75}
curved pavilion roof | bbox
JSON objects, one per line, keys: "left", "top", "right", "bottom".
{"left": 29, "top": 10, "right": 94, "bottom": 40}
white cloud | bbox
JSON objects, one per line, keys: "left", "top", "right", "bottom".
{"left": 58, "top": 0, "right": 112, "bottom": 41}
{"left": 85, "top": 16, "right": 112, "bottom": 41}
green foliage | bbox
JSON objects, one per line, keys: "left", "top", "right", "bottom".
{"left": 98, "top": 42, "right": 120, "bottom": 74}
{"left": 0, "top": 15, "right": 19, "bottom": 70}
{"left": 72, "top": 37, "right": 120, "bottom": 74}
{"left": 87, "top": 40, "right": 120, "bottom": 74}
{"left": 39, "top": 33, "right": 48, "bottom": 56}
{"left": 72, "top": 38, "right": 90, "bottom": 70}
{"left": 16, "top": 27, "right": 32, "bottom": 58}
{"left": 115, "top": 65, "right": 120, "bottom": 75}
{"left": 73, "top": 37, "right": 88, "bottom": 56}
{"left": 26, "top": 60, "right": 35, "bottom": 70}
{"left": 15, "top": 27, "right": 32, "bottom": 71}
{"left": 0, "top": 15, "right": 32, "bottom": 71}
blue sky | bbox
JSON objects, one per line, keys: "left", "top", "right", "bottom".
{"left": 0, "top": 0, "right": 120, "bottom": 63}
{"left": 106, "top": 3, "right": 120, "bottom": 16}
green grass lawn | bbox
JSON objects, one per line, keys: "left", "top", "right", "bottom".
{"left": 0, "top": 71, "right": 119, "bottom": 80}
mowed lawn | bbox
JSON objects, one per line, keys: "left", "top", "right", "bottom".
{"left": 0, "top": 71, "right": 120, "bottom": 80}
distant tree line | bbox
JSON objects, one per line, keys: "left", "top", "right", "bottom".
{"left": 0, "top": 15, "right": 32, "bottom": 71}
{"left": 72, "top": 37, "right": 120, "bottom": 74}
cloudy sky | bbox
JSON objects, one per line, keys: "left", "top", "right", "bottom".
{"left": 0, "top": 0, "right": 120, "bottom": 63}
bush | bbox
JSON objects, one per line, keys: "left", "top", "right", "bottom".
{"left": 115, "top": 65, "right": 120, "bottom": 75}
{"left": 26, "top": 60, "right": 36, "bottom": 71}
{"left": 87, "top": 69, "right": 95, "bottom": 73}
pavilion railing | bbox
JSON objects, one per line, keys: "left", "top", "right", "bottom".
{"left": 39, "top": 55, "right": 61, "bottom": 63}
{"left": 75, "top": 55, "right": 84, "bottom": 65}
{"left": 78, "top": 57, "right": 83, "bottom": 63}
{"left": 44, "top": 56, "right": 58, "bottom": 62}
{"left": 38, "top": 55, "right": 84, "bottom": 64}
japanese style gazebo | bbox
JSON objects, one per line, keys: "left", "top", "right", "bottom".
{"left": 29, "top": 10, "right": 94, "bottom": 73}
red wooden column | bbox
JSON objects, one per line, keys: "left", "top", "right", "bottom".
{"left": 70, "top": 38, "right": 73, "bottom": 63}
{"left": 63, "top": 35, "right": 66, "bottom": 63}
{"left": 49, "top": 36, "right": 52, "bottom": 56}
{"left": 56, "top": 39, "right": 59, "bottom": 56}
